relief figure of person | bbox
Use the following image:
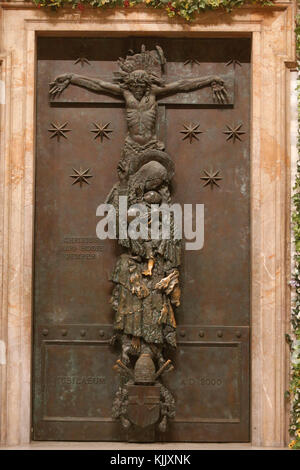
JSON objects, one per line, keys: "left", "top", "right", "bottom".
{"left": 49, "top": 45, "right": 227, "bottom": 159}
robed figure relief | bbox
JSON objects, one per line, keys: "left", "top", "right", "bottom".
{"left": 49, "top": 45, "right": 227, "bottom": 435}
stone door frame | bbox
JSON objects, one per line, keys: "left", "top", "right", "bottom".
{"left": 0, "top": 2, "right": 296, "bottom": 446}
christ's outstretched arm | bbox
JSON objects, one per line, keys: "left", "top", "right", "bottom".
{"left": 49, "top": 73, "right": 122, "bottom": 97}
{"left": 153, "top": 75, "right": 228, "bottom": 104}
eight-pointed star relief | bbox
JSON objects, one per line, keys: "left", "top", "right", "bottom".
{"left": 180, "top": 123, "right": 203, "bottom": 144}
{"left": 200, "top": 169, "right": 223, "bottom": 189}
{"left": 223, "top": 123, "right": 246, "bottom": 143}
{"left": 90, "top": 122, "right": 113, "bottom": 142}
{"left": 69, "top": 167, "right": 93, "bottom": 187}
{"left": 184, "top": 58, "right": 201, "bottom": 66}
{"left": 48, "top": 122, "right": 72, "bottom": 141}
{"left": 74, "top": 57, "right": 91, "bottom": 67}
{"left": 226, "top": 59, "right": 242, "bottom": 68}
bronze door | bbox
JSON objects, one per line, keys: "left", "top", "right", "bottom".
{"left": 33, "top": 37, "right": 250, "bottom": 442}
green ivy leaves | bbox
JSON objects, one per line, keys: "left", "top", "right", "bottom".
{"left": 289, "top": 13, "right": 300, "bottom": 450}
{"left": 32, "top": 0, "right": 272, "bottom": 20}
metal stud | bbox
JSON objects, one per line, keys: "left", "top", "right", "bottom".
{"left": 80, "top": 329, "right": 86, "bottom": 337}
{"left": 179, "top": 330, "right": 186, "bottom": 338}
{"left": 99, "top": 330, "right": 105, "bottom": 338}
{"left": 61, "top": 329, "right": 68, "bottom": 336}
{"left": 199, "top": 330, "right": 205, "bottom": 338}
{"left": 236, "top": 331, "right": 242, "bottom": 338}
{"left": 42, "top": 328, "right": 48, "bottom": 336}
{"left": 217, "top": 330, "right": 223, "bottom": 338}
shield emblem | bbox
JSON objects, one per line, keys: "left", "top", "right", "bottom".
{"left": 127, "top": 384, "right": 160, "bottom": 428}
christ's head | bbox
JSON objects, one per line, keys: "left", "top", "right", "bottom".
{"left": 124, "top": 70, "right": 152, "bottom": 101}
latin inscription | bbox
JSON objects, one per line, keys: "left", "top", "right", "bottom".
{"left": 60, "top": 237, "right": 104, "bottom": 260}
{"left": 57, "top": 375, "right": 106, "bottom": 385}
{"left": 63, "top": 237, "right": 102, "bottom": 244}
{"left": 64, "top": 253, "right": 96, "bottom": 260}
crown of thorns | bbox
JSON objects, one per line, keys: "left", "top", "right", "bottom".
{"left": 113, "top": 44, "right": 166, "bottom": 84}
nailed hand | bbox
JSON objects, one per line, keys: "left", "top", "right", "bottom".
{"left": 211, "top": 77, "right": 228, "bottom": 104}
{"left": 49, "top": 74, "right": 72, "bottom": 97}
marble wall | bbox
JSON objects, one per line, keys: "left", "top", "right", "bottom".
{"left": 0, "top": 1, "right": 296, "bottom": 446}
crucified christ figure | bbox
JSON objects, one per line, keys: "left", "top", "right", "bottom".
{"left": 49, "top": 45, "right": 228, "bottom": 431}
{"left": 49, "top": 45, "right": 227, "bottom": 153}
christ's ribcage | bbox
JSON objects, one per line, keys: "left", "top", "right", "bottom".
{"left": 127, "top": 106, "right": 157, "bottom": 134}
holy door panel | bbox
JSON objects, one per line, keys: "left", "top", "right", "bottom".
{"left": 33, "top": 37, "right": 250, "bottom": 442}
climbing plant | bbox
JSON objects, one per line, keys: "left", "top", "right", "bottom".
{"left": 33, "top": 0, "right": 272, "bottom": 21}
{"left": 288, "top": 11, "right": 300, "bottom": 451}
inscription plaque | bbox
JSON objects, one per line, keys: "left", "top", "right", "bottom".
{"left": 60, "top": 236, "right": 104, "bottom": 260}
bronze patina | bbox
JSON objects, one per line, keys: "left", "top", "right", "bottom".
{"left": 49, "top": 44, "right": 228, "bottom": 434}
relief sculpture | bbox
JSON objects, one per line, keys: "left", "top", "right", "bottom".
{"left": 49, "top": 45, "right": 227, "bottom": 436}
